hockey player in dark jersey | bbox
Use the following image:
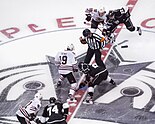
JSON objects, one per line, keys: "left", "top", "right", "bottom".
{"left": 40, "top": 97, "right": 69, "bottom": 124}
{"left": 78, "top": 62, "right": 116, "bottom": 104}
{"left": 103, "top": 6, "right": 142, "bottom": 37}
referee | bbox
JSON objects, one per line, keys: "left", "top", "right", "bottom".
{"left": 79, "top": 28, "right": 109, "bottom": 67}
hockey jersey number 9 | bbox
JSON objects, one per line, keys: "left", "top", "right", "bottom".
{"left": 55, "top": 51, "right": 77, "bottom": 75}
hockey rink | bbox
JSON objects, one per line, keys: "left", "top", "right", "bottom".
{"left": 0, "top": 0, "right": 155, "bottom": 123}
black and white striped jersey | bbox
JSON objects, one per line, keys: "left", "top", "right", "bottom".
{"left": 85, "top": 33, "right": 107, "bottom": 50}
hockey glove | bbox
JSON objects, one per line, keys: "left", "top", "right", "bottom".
{"left": 85, "top": 14, "right": 91, "bottom": 21}
{"left": 125, "top": 9, "right": 130, "bottom": 18}
{"left": 79, "top": 37, "right": 87, "bottom": 44}
{"left": 29, "top": 113, "right": 36, "bottom": 121}
{"left": 63, "top": 114, "right": 68, "bottom": 120}
{"left": 73, "top": 65, "right": 78, "bottom": 72}
{"left": 34, "top": 118, "right": 41, "bottom": 124}
{"left": 79, "top": 81, "right": 87, "bottom": 89}
{"left": 102, "top": 29, "right": 107, "bottom": 36}
{"left": 73, "top": 68, "right": 78, "bottom": 72}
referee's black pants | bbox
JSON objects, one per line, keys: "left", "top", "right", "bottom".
{"left": 84, "top": 48, "right": 106, "bottom": 68}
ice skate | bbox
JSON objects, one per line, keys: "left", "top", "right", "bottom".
{"left": 67, "top": 94, "right": 77, "bottom": 103}
{"left": 83, "top": 95, "right": 93, "bottom": 104}
{"left": 109, "top": 79, "right": 117, "bottom": 86}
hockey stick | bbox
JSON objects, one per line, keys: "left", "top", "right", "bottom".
{"left": 83, "top": 21, "right": 103, "bottom": 32}
{"left": 114, "top": 40, "right": 129, "bottom": 48}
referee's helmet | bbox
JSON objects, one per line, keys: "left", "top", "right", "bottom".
{"left": 83, "top": 28, "right": 91, "bottom": 37}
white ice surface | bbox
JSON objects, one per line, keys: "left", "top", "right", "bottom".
{"left": 0, "top": 0, "right": 155, "bottom": 124}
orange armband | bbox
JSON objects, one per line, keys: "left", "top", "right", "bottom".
{"left": 100, "top": 37, "right": 105, "bottom": 42}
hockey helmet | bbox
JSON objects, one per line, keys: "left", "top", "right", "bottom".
{"left": 67, "top": 43, "right": 75, "bottom": 51}
{"left": 108, "top": 10, "right": 115, "bottom": 18}
{"left": 34, "top": 92, "right": 43, "bottom": 100}
{"left": 98, "top": 7, "right": 105, "bottom": 15}
{"left": 99, "top": 7, "right": 105, "bottom": 13}
{"left": 49, "top": 97, "right": 56, "bottom": 103}
{"left": 82, "top": 28, "right": 91, "bottom": 37}
{"left": 78, "top": 62, "right": 90, "bottom": 74}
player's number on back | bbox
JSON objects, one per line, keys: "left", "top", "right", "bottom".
{"left": 59, "top": 55, "right": 67, "bottom": 64}
{"left": 47, "top": 105, "right": 59, "bottom": 116}
{"left": 52, "top": 105, "right": 59, "bottom": 113}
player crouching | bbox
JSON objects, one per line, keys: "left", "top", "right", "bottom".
{"left": 78, "top": 62, "right": 116, "bottom": 104}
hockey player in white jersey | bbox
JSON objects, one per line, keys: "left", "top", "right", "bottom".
{"left": 55, "top": 44, "right": 78, "bottom": 102}
{"left": 16, "top": 92, "right": 42, "bottom": 124}
{"left": 84, "top": 7, "right": 107, "bottom": 33}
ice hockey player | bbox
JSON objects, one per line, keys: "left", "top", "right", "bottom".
{"left": 55, "top": 44, "right": 78, "bottom": 102}
{"left": 40, "top": 97, "right": 69, "bottom": 124}
{"left": 103, "top": 6, "right": 142, "bottom": 37}
{"left": 16, "top": 92, "right": 42, "bottom": 124}
{"left": 84, "top": 7, "right": 107, "bottom": 33}
{"left": 79, "top": 28, "right": 111, "bottom": 67}
{"left": 78, "top": 62, "right": 116, "bottom": 104}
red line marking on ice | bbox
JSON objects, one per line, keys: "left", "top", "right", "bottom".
{"left": 67, "top": 0, "right": 139, "bottom": 122}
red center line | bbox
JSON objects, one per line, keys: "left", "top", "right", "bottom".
{"left": 67, "top": 0, "right": 139, "bottom": 122}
